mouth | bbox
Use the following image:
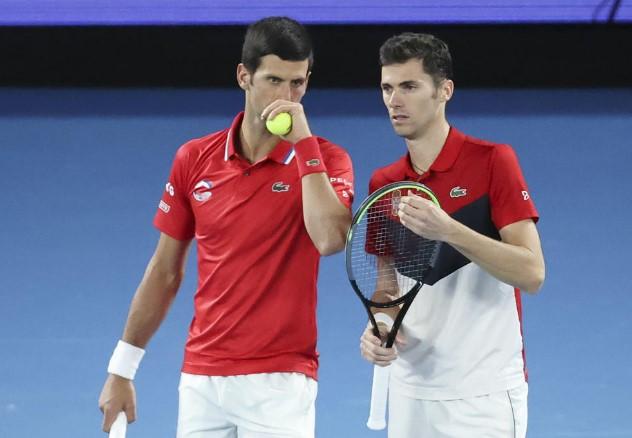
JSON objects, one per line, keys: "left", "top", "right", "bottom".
{"left": 391, "top": 114, "right": 409, "bottom": 123}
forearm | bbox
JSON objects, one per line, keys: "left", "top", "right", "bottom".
{"left": 122, "top": 258, "right": 184, "bottom": 347}
{"left": 446, "top": 221, "right": 544, "bottom": 293}
{"left": 301, "top": 172, "right": 351, "bottom": 256}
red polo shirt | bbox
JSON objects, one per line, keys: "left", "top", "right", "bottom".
{"left": 154, "top": 112, "right": 354, "bottom": 379}
{"left": 369, "top": 127, "right": 538, "bottom": 398}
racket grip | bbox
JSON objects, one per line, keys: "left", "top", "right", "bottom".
{"left": 366, "top": 363, "right": 391, "bottom": 430}
{"left": 109, "top": 411, "right": 127, "bottom": 438}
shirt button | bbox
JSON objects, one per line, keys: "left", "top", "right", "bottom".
{"left": 243, "top": 171, "right": 250, "bottom": 176}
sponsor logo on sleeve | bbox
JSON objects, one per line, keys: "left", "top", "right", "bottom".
{"left": 159, "top": 200, "right": 171, "bottom": 213}
{"left": 329, "top": 177, "right": 352, "bottom": 187}
{"left": 306, "top": 159, "right": 321, "bottom": 167}
{"left": 522, "top": 190, "right": 530, "bottom": 201}
{"left": 193, "top": 180, "right": 213, "bottom": 202}
{"left": 165, "top": 182, "right": 175, "bottom": 197}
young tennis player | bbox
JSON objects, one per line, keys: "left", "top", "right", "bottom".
{"left": 359, "top": 33, "right": 545, "bottom": 438}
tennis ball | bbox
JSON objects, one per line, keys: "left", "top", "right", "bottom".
{"left": 266, "top": 112, "right": 292, "bottom": 136}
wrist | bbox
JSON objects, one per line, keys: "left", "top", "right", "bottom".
{"left": 107, "top": 340, "right": 145, "bottom": 380}
{"left": 293, "top": 136, "right": 327, "bottom": 178}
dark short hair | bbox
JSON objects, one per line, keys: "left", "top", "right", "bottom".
{"left": 379, "top": 33, "right": 453, "bottom": 85}
{"left": 241, "top": 17, "right": 314, "bottom": 74}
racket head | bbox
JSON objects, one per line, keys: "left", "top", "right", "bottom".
{"left": 346, "top": 181, "right": 441, "bottom": 308}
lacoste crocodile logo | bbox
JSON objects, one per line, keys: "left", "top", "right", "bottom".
{"left": 272, "top": 181, "right": 290, "bottom": 192}
{"left": 450, "top": 186, "right": 467, "bottom": 198}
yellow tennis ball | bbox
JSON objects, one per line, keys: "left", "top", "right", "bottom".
{"left": 266, "top": 112, "right": 292, "bottom": 136}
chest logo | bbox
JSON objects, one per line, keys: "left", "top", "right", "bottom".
{"left": 272, "top": 181, "right": 290, "bottom": 192}
{"left": 193, "top": 180, "right": 213, "bottom": 202}
{"left": 450, "top": 186, "right": 467, "bottom": 198}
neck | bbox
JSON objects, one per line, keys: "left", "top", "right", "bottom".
{"left": 239, "top": 108, "right": 279, "bottom": 163}
{"left": 406, "top": 118, "right": 450, "bottom": 174}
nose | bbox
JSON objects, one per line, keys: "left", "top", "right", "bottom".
{"left": 388, "top": 90, "right": 402, "bottom": 108}
{"left": 276, "top": 82, "right": 292, "bottom": 101}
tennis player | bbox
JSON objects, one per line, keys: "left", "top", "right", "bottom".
{"left": 359, "top": 33, "right": 545, "bottom": 437}
{"left": 99, "top": 17, "right": 354, "bottom": 438}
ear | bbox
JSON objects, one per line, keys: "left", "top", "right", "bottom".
{"left": 440, "top": 79, "right": 454, "bottom": 102}
{"left": 237, "top": 63, "right": 251, "bottom": 91}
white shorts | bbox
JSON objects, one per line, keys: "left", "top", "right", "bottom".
{"left": 177, "top": 372, "right": 317, "bottom": 438}
{"left": 388, "top": 383, "right": 528, "bottom": 438}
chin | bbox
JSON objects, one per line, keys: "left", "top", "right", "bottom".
{"left": 392, "top": 125, "right": 412, "bottom": 138}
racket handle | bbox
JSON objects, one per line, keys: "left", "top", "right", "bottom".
{"left": 109, "top": 411, "right": 127, "bottom": 438}
{"left": 366, "top": 363, "right": 391, "bottom": 430}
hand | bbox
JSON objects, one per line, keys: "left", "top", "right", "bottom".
{"left": 398, "top": 192, "right": 457, "bottom": 242}
{"left": 98, "top": 374, "right": 136, "bottom": 432}
{"left": 260, "top": 100, "right": 312, "bottom": 144}
{"left": 359, "top": 322, "right": 405, "bottom": 367}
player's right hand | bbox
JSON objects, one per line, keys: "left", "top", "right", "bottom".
{"left": 99, "top": 374, "right": 136, "bottom": 433}
{"left": 359, "top": 323, "right": 402, "bottom": 367}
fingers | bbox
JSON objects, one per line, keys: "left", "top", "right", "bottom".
{"left": 395, "top": 330, "right": 408, "bottom": 348}
{"left": 360, "top": 327, "right": 398, "bottom": 367}
{"left": 402, "top": 191, "right": 435, "bottom": 208}
{"left": 124, "top": 404, "right": 137, "bottom": 424}
{"left": 102, "top": 407, "right": 120, "bottom": 433}
{"left": 260, "top": 100, "right": 302, "bottom": 121}
{"left": 102, "top": 404, "right": 135, "bottom": 432}
{"left": 99, "top": 375, "right": 136, "bottom": 432}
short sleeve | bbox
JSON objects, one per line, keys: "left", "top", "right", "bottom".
{"left": 153, "top": 145, "right": 196, "bottom": 241}
{"left": 324, "top": 146, "right": 354, "bottom": 209}
{"left": 489, "top": 144, "right": 539, "bottom": 230}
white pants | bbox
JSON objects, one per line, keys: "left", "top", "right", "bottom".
{"left": 388, "top": 383, "right": 528, "bottom": 438}
{"left": 177, "top": 372, "right": 317, "bottom": 438}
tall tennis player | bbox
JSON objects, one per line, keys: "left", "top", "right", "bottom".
{"left": 359, "top": 33, "right": 545, "bottom": 438}
{"left": 98, "top": 17, "right": 354, "bottom": 438}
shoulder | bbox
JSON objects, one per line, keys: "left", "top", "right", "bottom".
{"left": 314, "top": 135, "right": 350, "bottom": 159}
{"left": 460, "top": 132, "right": 516, "bottom": 160}
{"left": 174, "top": 128, "right": 229, "bottom": 164}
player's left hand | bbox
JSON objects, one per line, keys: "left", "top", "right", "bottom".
{"left": 261, "top": 99, "right": 312, "bottom": 144}
{"left": 398, "top": 192, "right": 457, "bottom": 242}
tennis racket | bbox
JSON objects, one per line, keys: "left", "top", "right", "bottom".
{"left": 346, "top": 181, "right": 442, "bottom": 430}
{"left": 109, "top": 412, "right": 127, "bottom": 438}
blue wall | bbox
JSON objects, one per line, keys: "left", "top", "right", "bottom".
{"left": 1, "top": 88, "right": 631, "bottom": 437}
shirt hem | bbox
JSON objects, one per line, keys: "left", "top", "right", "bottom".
{"left": 390, "top": 376, "right": 526, "bottom": 401}
{"left": 182, "top": 354, "right": 318, "bottom": 381}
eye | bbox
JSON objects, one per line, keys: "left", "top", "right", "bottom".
{"left": 291, "top": 79, "right": 304, "bottom": 87}
{"left": 269, "top": 77, "right": 282, "bottom": 84}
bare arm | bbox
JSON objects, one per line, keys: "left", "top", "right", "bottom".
{"left": 262, "top": 100, "right": 352, "bottom": 256}
{"left": 99, "top": 233, "right": 191, "bottom": 432}
{"left": 448, "top": 219, "right": 544, "bottom": 293}
{"left": 122, "top": 233, "right": 192, "bottom": 346}
{"left": 398, "top": 195, "right": 545, "bottom": 293}
{"left": 301, "top": 172, "right": 352, "bottom": 255}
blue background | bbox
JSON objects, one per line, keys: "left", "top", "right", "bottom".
{"left": 1, "top": 0, "right": 631, "bottom": 25}
{"left": 1, "top": 87, "right": 631, "bottom": 437}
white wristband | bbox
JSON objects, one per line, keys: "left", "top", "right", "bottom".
{"left": 373, "top": 313, "right": 394, "bottom": 331}
{"left": 107, "top": 340, "right": 145, "bottom": 380}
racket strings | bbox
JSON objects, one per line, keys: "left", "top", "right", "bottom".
{"left": 350, "top": 195, "right": 439, "bottom": 302}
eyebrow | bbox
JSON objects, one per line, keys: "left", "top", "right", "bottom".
{"left": 264, "top": 74, "right": 306, "bottom": 82}
{"left": 381, "top": 80, "right": 420, "bottom": 87}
